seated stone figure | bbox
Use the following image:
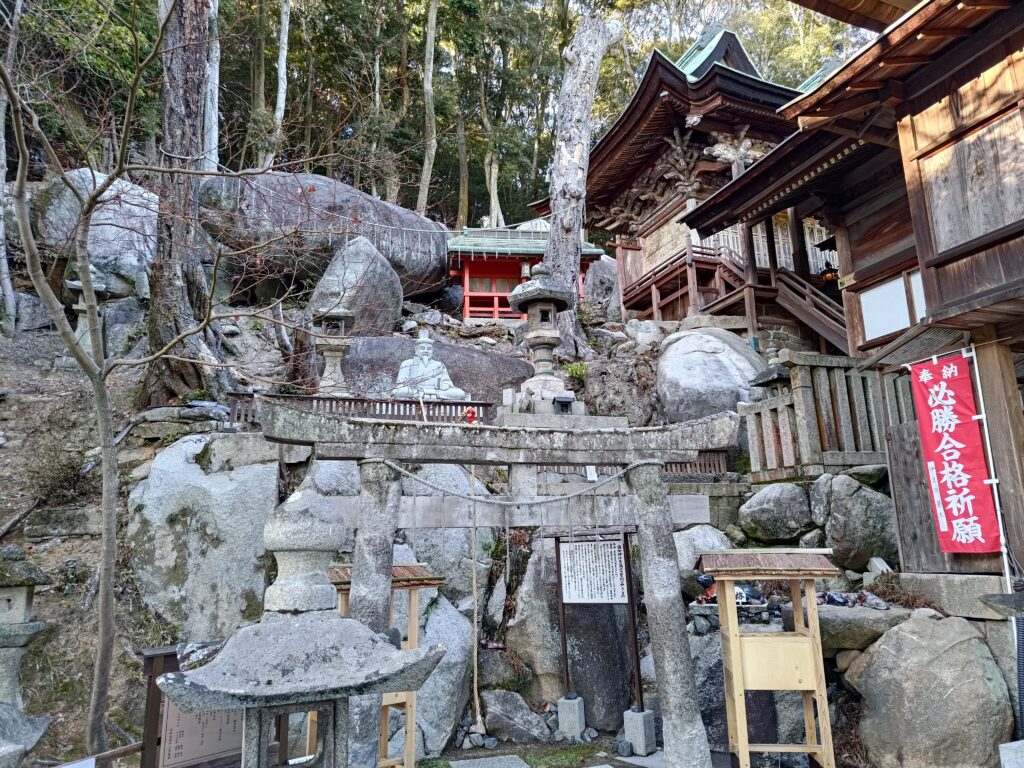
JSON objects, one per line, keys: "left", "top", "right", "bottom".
{"left": 394, "top": 332, "right": 470, "bottom": 401}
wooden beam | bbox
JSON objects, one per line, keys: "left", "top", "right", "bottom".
{"left": 958, "top": 0, "right": 1012, "bottom": 7}
{"left": 788, "top": 208, "right": 811, "bottom": 279}
{"left": 804, "top": 91, "right": 883, "bottom": 119}
{"left": 878, "top": 55, "right": 934, "bottom": 66}
{"left": 916, "top": 27, "right": 972, "bottom": 38}
{"left": 764, "top": 218, "right": 779, "bottom": 287}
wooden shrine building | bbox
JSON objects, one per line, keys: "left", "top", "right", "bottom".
{"left": 685, "top": 0, "right": 1024, "bottom": 576}
{"left": 533, "top": 27, "right": 849, "bottom": 354}
{"left": 447, "top": 223, "right": 604, "bottom": 320}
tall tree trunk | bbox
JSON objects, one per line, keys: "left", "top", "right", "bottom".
{"left": 301, "top": 16, "right": 315, "bottom": 172}
{"left": 200, "top": 0, "right": 220, "bottom": 171}
{"left": 397, "top": 0, "right": 410, "bottom": 119}
{"left": 369, "top": 14, "right": 381, "bottom": 197}
{"left": 414, "top": 0, "right": 438, "bottom": 215}
{"left": 0, "top": 0, "right": 24, "bottom": 337}
{"left": 529, "top": 88, "right": 546, "bottom": 186}
{"left": 145, "top": 0, "right": 232, "bottom": 405}
{"left": 544, "top": 14, "right": 622, "bottom": 358}
{"left": 244, "top": 0, "right": 266, "bottom": 167}
{"left": 478, "top": 73, "right": 503, "bottom": 227}
{"left": 456, "top": 112, "right": 469, "bottom": 229}
{"left": 260, "top": 0, "right": 290, "bottom": 169}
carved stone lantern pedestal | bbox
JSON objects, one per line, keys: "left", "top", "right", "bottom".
{"left": 313, "top": 308, "right": 355, "bottom": 397}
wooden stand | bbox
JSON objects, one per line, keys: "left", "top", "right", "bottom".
{"left": 696, "top": 549, "right": 838, "bottom": 768}
{"left": 305, "top": 564, "right": 445, "bottom": 768}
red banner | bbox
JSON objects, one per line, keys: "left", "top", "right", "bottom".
{"left": 909, "top": 352, "right": 1001, "bottom": 553}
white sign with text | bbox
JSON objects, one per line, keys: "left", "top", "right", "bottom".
{"left": 558, "top": 540, "right": 628, "bottom": 604}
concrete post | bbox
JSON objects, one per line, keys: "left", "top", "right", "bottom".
{"left": 625, "top": 463, "right": 712, "bottom": 768}
{"left": 350, "top": 460, "right": 402, "bottom": 633}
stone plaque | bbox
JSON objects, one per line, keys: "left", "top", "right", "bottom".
{"left": 159, "top": 700, "right": 243, "bottom": 768}
{"left": 558, "top": 540, "right": 628, "bottom": 604}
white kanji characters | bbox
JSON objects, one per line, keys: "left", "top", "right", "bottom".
{"left": 935, "top": 432, "right": 965, "bottom": 461}
{"left": 945, "top": 487, "right": 976, "bottom": 517}
{"left": 942, "top": 363, "right": 959, "bottom": 379}
{"left": 939, "top": 460, "right": 971, "bottom": 489}
{"left": 931, "top": 406, "right": 960, "bottom": 434}
{"left": 951, "top": 515, "right": 985, "bottom": 544}
{"left": 928, "top": 380, "right": 956, "bottom": 408}
{"left": 918, "top": 368, "right": 934, "bottom": 383}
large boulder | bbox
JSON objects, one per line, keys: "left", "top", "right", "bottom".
{"left": 14, "top": 292, "right": 52, "bottom": 331}
{"left": 657, "top": 328, "right": 765, "bottom": 423}
{"left": 198, "top": 172, "right": 448, "bottom": 296}
{"left": 784, "top": 603, "right": 912, "bottom": 651}
{"left": 505, "top": 537, "right": 631, "bottom": 731}
{"left": 583, "top": 255, "right": 620, "bottom": 323}
{"left": 411, "top": 595, "right": 474, "bottom": 754}
{"left": 339, "top": 335, "right": 532, "bottom": 406}
{"left": 481, "top": 690, "right": 551, "bottom": 743}
{"left": 102, "top": 297, "right": 147, "bottom": 357}
{"left": 846, "top": 614, "right": 1013, "bottom": 768}
{"left": 126, "top": 434, "right": 276, "bottom": 640}
{"left": 738, "top": 483, "right": 813, "bottom": 543}
{"left": 674, "top": 524, "right": 732, "bottom": 578}
{"left": 308, "top": 237, "right": 403, "bottom": 336}
{"left": 35, "top": 168, "right": 156, "bottom": 298}
{"left": 810, "top": 474, "right": 898, "bottom": 570}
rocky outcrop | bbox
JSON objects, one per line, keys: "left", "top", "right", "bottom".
{"left": 35, "top": 169, "right": 156, "bottom": 299}
{"left": 102, "top": 297, "right": 147, "bottom": 357}
{"left": 783, "top": 603, "right": 912, "bottom": 652}
{"left": 308, "top": 237, "right": 403, "bottom": 336}
{"left": 481, "top": 690, "right": 551, "bottom": 743}
{"left": 811, "top": 473, "right": 898, "bottom": 570}
{"left": 739, "top": 483, "right": 813, "bottom": 543}
{"left": 504, "top": 537, "right": 631, "bottom": 731}
{"left": 846, "top": 614, "right": 1012, "bottom": 768}
{"left": 339, "top": 336, "right": 533, "bottom": 407}
{"left": 198, "top": 172, "right": 448, "bottom": 296}
{"left": 674, "top": 525, "right": 733, "bottom": 572}
{"left": 126, "top": 434, "right": 277, "bottom": 640}
{"left": 657, "top": 328, "right": 765, "bottom": 424}
{"left": 13, "top": 293, "right": 51, "bottom": 331}
{"left": 582, "top": 255, "right": 620, "bottom": 323}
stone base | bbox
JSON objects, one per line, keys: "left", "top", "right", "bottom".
{"left": 557, "top": 697, "right": 586, "bottom": 738}
{"left": 623, "top": 709, "right": 656, "bottom": 756}
{"left": 898, "top": 573, "right": 1006, "bottom": 620}
{"left": 493, "top": 413, "right": 628, "bottom": 430}
{"left": 24, "top": 505, "right": 102, "bottom": 540}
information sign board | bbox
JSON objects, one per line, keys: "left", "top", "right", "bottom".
{"left": 558, "top": 539, "right": 628, "bottom": 604}
{"left": 159, "top": 700, "right": 244, "bottom": 768}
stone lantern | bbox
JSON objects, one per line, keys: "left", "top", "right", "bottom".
{"left": 157, "top": 489, "right": 444, "bottom": 768}
{"left": 0, "top": 546, "right": 51, "bottom": 768}
{"left": 508, "top": 263, "right": 574, "bottom": 381}
{"left": 312, "top": 306, "right": 355, "bottom": 396}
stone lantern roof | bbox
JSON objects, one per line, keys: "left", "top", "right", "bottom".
{"left": 0, "top": 547, "right": 49, "bottom": 588}
{"left": 507, "top": 263, "right": 575, "bottom": 315}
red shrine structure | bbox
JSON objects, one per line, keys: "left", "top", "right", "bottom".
{"left": 447, "top": 223, "right": 605, "bottom": 320}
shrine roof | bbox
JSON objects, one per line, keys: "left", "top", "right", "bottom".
{"left": 781, "top": 0, "right": 914, "bottom": 32}
{"left": 447, "top": 227, "right": 605, "bottom": 258}
{"left": 781, "top": 0, "right": 1012, "bottom": 128}
{"left": 697, "top": 549, "right": 839, "bottom": 579}
{"left": 680, "top": 130, "right": 891, "bottom": 233}
{"left": 534, "top": 32, "right": 799, "bottom": 216}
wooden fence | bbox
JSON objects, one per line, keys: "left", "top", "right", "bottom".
{"left": 738, "top": 349, "right": 886, "bottom": 482}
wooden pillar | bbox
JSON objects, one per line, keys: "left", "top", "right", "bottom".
{"left": 764, "top": 218, "right": 779, "bottom": 287}
{"left": 972, "top": 325, "right": 1024, "bottom": 559}
{"left": 614, "top": 241, "right": 629, "bottom": 321}
{"left": 741, "top": 222, "right": 758, "bottom": 344}
{"left": 651, "top": 284, "right": 663, "bottom": 322}
{"left": 462, "top": 261, "right": 471, "bottom": 319}
{"left": 787, "top": 208, "right": 810, "bottom": 279}
{"left": 686, "top": 256, "right": 699, "bottom": 316}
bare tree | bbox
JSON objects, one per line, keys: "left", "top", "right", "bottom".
{"left": 544, "top": 13, "right": 622, "bottom": 357}
{"left": 201, "top": 0, "right": 221, "bottom": 172}
{"left": 414, "top": 0, "right": 438, "bottom": 215}
{"left": 260, "top": 0, "right": 291, "bottom": 169}
{"left": 0, "top": 0, "right": 25, "bottom": 337}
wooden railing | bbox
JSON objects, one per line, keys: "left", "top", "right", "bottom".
{"left": 775, "top": 268, "right": 848, "bottom": 353}
{"left": 738, "top": 349, "right": 885, "bottom": 482}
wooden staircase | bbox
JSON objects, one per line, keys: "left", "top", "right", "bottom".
{"left": 775, "top": 268, "right": 849, "bottom": 354}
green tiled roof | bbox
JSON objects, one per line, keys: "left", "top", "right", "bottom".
{"left": 447, "top": 228, "right": 605, "bottom": 257}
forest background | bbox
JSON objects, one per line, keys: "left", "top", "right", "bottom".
{"left": 10, "top": 0, "right": 870, "bottom": 232}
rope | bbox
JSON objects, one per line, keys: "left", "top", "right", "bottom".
{"left": 358, "top": 458, "right": 662, "bottom": 507}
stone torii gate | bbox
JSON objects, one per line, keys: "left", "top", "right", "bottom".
{"left": 262, "top": 398, "right": 737, "bottom": 768}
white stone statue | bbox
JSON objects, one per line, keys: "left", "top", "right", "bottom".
{"left": 394, "top": 331, "right": 470, "bottom": 401}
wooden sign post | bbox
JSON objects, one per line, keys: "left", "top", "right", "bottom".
{"left": 696, "top": 549, "right": 838, "bottom": 768}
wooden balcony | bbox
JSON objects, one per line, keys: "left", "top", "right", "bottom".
{"left": 738, "top": 349, "right": 886, "bottom": 483}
